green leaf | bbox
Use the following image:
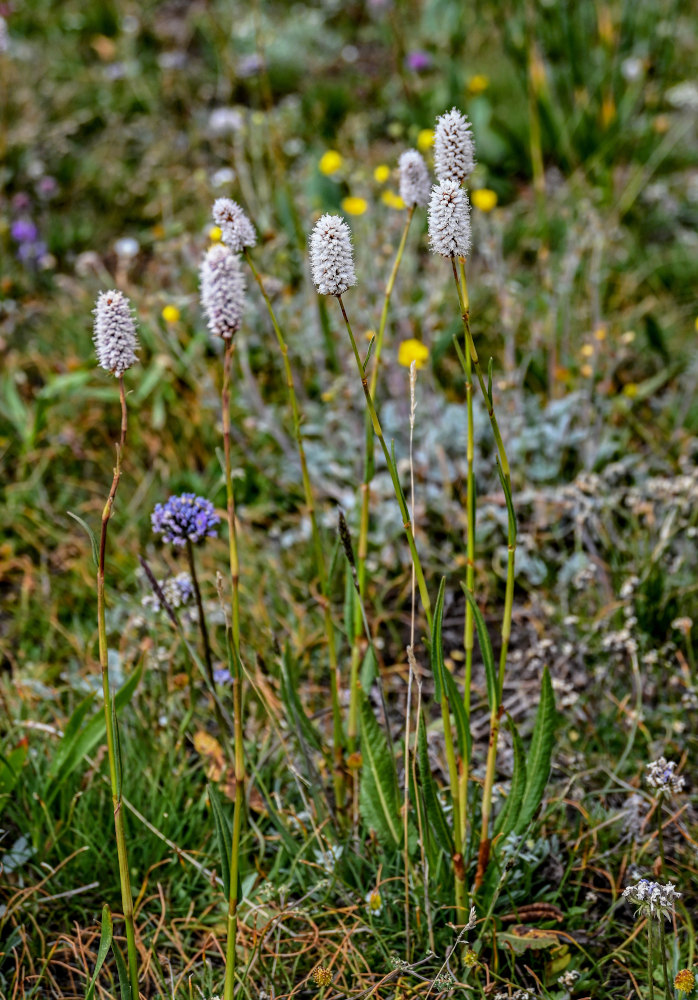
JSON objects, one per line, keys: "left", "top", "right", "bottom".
{"left": 111, "top": 940, "right": 132, "bottom": 1000}
{"left": 363, "top": 334, "right": 376, "bottom": 373}
{"left": 280, "top": 646, "right": 323, "bottom": 754}
{"left": 460, "top": 585, "right": 498, "bottom": 710}
{"left": 85, "top": 904, "right": 113, "bottom": 1000}
{"left": 430, "top": 578, "right": 447, "bottom": 702}
{"left": 515, "top": 666, "right": 556, "bottom": 835}
{"left": 443, "top": 667, "right": 471, "bottom": 764}
{"left": 359, "top": 691, "right": 401, "bottom": 849}
{"left": 360, "top": 645, "right": 377, "bottom": 690}
{"left": 208, "top": 782, "right": 233, "bottom": 900}
{"left": 495, "top": 458, "right": 517, "bottom": 545}
{"left": 46, "top": 665, "right": 143, "bottom": 799}
{"left": 416, "top": 714, "right": 453, "bottom": 856}
{"left": 494, "top": 715, "right": 527, "bottom": 838}
{"left": 66, "top": 511, "right": 99, "bottom": 568}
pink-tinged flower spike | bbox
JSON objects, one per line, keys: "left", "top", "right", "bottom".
{"left": 200, "top": 243, "right": 246, "bottom": 339}
{"left": 434, "top": 107, "right": 476, "bottom": 185}
{"left": 309, "top": 214, "right": 357, "bottom": 296}
{"left": 93, "top": 290, "right": 139, "bottom": 376}
{"left": 212, "top": 197, "right": 256, "bottom": 252}
{"left": 399, "top": 149, "right": 431, "bottom": 207}
{"left": 428, "top": 180, "right": 471, "bottom": 258}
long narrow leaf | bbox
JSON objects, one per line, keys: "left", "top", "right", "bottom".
{"left": 460, "top": 585, "right": 498, "bottom": 710}
{"left": 85, "top": 904, "right": 113, "bottom": 1000}
{"left": 515, "top": 666, "right": 556, "bottom": 834}
{"left": 416, "top": 714, "right": 453, "bottom": 856}
{"left": 430, "top": 578, "right": 447, "bottom": 702}
{"left": 111, "top": 941, "right": 132, "bottom": 1000}
{"left": 494, "top": 715, "right": 527, "bottom": 838}
{"left": 359, "top": 692, "right": 401, "bottom": 849}
{"left": 208, "top": 782, "right": 233, "bottom": 900}
{"left": 443, "top": 667, "right": 471, "bottom": 764}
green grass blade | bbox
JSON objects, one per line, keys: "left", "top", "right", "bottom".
{"left": 111, "top": 940, "right": 132, "bottom": 1000}
{"left": 416, "top": 713, "right": 453, "bottom": 856}
{"left": 359, "top": 690, "right": 401, "bottom": 849}
{"left": 208, "top": 782, "right": 233, "bottom": 900}
{"left": 460, "top": 584, "right": 498, "bottom": 710}
{"left": 494, "top": 715, "right": 527, "bottom": 838}
{"left": 443, "top": 667, "right": 472, "bottom": 764}
{"left": 66, "top": 511, "right": 99, "bottom": 568}
{"left": 84, "top": 904, "right": 113, "bottom": 1000}
{"left": 430, "top": 577, "right": 447, "bottom": 702}
{"left": 515, "top": 666, "right": 556, "bottom": 835}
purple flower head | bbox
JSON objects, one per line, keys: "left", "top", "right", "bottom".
{"left": 406, "top": 50, "right": 431, "bottom": 72}
{"left": 11, "top": 219, "right": 39, "bottom": 243}
{"left": 213, "top": 667, "right": 232, "bottom": 684}
{"left": 151, "top": 493, "right": 220, "bottom": 546}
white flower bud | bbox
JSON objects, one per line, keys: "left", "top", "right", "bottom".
{"left": 212, "top": 198, "right": 256, "bottom": 252}
{"left": 428, "top": 180, "right": 471, "bottom": 258}
{"left": 200, "top": 244, "right": 246, "bottom": 339}
{"left": 309, "top": 214, "right": 357, "bottom": 296}
{"left": 434, "top": 107, "right": 476, "bottom": 185}
{"left": 93, "top": 290, "right": 139, "bottom": 377}
{"left": 399, "top": 149, "right": 431, "bottom": 207}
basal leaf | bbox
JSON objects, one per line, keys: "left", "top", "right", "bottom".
{"left": 359, "top": 691, "right": 401, "bottom": 849}
{"left": 515, "top": 666, "right": 556, "bottom": 835}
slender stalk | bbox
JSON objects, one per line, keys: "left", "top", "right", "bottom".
{"left": 97, "top": 376, "right": 139, "bottom": 999}
{"left": 335, "top": 295, "right": 432, "bottom": 631}
{"left": 656, "top": 798, "right": 666, "bottom": 875}
{"left": 244, "top": 250, "right": 345, "bottom": 811}
{"left": 222, "top": 341, "right": 245, "bottom": 1000}
{"left": 450, "top": 260, "right": 516, "bottom": 889}
{"left": 441, "top": 689, "right": 468, "bottom": 923}
{"left": 186, "top": 539, "right": 215, "bottom": 685}
{"left": 658, "top": 921, "right": 671, "bottom": 1000}
{"left": 647, "top": 919, "right": 655, "bottom": 1000}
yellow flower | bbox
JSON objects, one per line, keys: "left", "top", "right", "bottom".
{"left": 471, "top": 188, "right": 498, "bottom": 212}
{"left": 341, "top": 196, "right": 368, "bottom": 216}
{"left": 366, "top": 889, "right": 383, "bottom": 913}
{"left": 381, "top": 190, "right": 405, "bottom": 210}
{"left": 594, "top": 325, "right": 607, "bottom": 341}
{"left": 468, "top": 74, "right": 489, "bottom": 94}
{"left": 580, "top": 344, "right": 594, "bottom": 358}
{"left": 580, "top": 363, "right": 594, "bottom": 378}
{"left": 312, "top": 967, "right": 333, "bottom": 989}
{"left": 417, "top": 128, "right": 434, "bottom": 152}
{"left": 374, "top": 164, "right": 390, "bottom": 183}
{"left": 319, "top": 150, "right": 343, "bottom": 175}
{"left": 463, "top": 949, "right": 478, "bottom": 968}
{"left": 674, "top": 969, "right": 695, "bottom": 994}
{"left": 398, "top": 338, "right": 429, "bottom": 369}
{"left": 623, "top": 382, "right": 638, "bottom": 398}
{"left": 208, "top": 225, "right": 222, "bottom": 243}
{"left": 161, "top": 305, "right": 181, "bottom": 324}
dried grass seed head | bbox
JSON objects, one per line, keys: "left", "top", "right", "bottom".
{"left": 428, "top": 180, "right": 471, "bottom": 258}
{"left": 93, "top": 289, "right": 139, "bottom": 377}
{"left": 309, "top": 214, "right": 357, "bottom": 296}
{"left": 434, "top": 107, "right": 476, "bottom": 184}
{"left": 212, "top": 197, "right": 256, "bottom": 252}
{"left": 398, "top": 149, "right": 431, "bottom": 207}
{"left": 200, "top": 243, "right": 246, "bottom": 340}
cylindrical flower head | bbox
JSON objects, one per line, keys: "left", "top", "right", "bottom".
{"left": 93, "top": 290, "right": 139, "bottom": 377}
{"left": 200, "top": 244, "right": 246, "bottom": 339}
{"left": 309, "top": 214, "right": 357, "bottom": 296}
{"left": 434, "top": 107, "right": 476, "bottom": 185}
{"left": 428, "top": 180, "right": 471, "bottom": 258}
{"left": 399, "top": 150, "right": 431, "bottom": 207}
{"left": 212, "top": 198, "right": 256, "bottom": 252}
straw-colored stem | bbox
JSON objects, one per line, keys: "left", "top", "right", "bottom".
{"left": 336, "top": 295, "right": 432, "bottom": 632}
{"left": 97, "top": 376, "right": 139, "bottom": 1000}
{"left": 244, "top": 251, "right": 345, "bottom": 811}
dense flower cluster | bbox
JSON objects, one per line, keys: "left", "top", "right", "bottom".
{"left": 142, "top": 572, "right": 195, "bottom": 613}
{"left": 200, "top": 244, "right": 246, "bottom": 339}
{"left": 622, "top": 878, "right": 681, "bottom": 919}
{"left": 674, "top": 969, "right": 696, "bottom": 994}
{"left": 93, "top": 290, "right": 139, "bottom": 377}
{"left": 398, "top": 149, "right": 430, "bottom": 207}
{"left": 212, "top": 198, "right": 256, "bottom": 252}
{"left": 646, "top": 757, "right": 686, "bottom": 795}
{"left": 151, "top": 494, "right": 220, "bottom": 546}
{"left": 434, "top": 107, "right": 475, "bottom": 184}
{"left": 428, "top": 180, "right": 471, "bottom": 258}
{"left": 309, "top": 214, "right": 356, "bottom": 296}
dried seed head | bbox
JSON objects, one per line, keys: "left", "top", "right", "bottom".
{"left": 309, "top": 214, "right": 357, "bottom": 296}
{"left": 428, "top": 180, "right": 471, "bottom": 258}
{"left": 434, "top": 107, "right": 476, "bottom": 184}
{"left": 212, "top": 197, "right": 256, "bottom": 252}
{"left": 93, "top": 290, "right": 139, "bottom": 377}
{"left": 200, "top": 244, "right": 246, "bottom": 339}
{"left": 398, "top": 149, "right": 431, "bottom": 207}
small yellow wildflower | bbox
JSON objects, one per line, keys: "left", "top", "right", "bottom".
{"left": 312, "top": 967, "right": 333, "bottom": 989}
{"left": 623, "top": 382, "right": 638, "bottom": 398}
{"left": 468, "top": 74, "right": 489, "bottom": 94}
{"left": 365, "top": 888, "right": 383, "bottom": 914}
{"left": 319, "top": 150, "right": 343, "bottom": 175}
{"left": 398, "top": 338, "right": 429, "bottom": 369}
{"left": 674, "top": 969, "right": 695, "bottom": 994}
{"left": 381, "top": 190, "right": 405, "bottom": 210}
{"left": 374, "top": 164, "right": 390, "bottom": 183}
{"left": 471, "top": 188, "right": 498, "bottom": 212}
{"left": 580, "top": 344, "right": 594, "bottom": 358}
{"left": 463, "top": 949, "right": 478, "bottom": 968}
{"left": 161, "top": 305, "right": 181, "bottom": 324}
{"left": 580, "top": 363, "right": 594, "bottom": 378}
{"left": 417, "top": 128, "right": 434, "bottom": 152}
{"left": 594, "top": 325, "right": 607, "bottom": 341}
{"left": 208, "top": 225, "right": 222, "bottom": 243}
{"left": 341, "top": 196, "right": 368, "bottom": 216}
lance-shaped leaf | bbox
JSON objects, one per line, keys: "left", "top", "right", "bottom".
{"left": 359, "top": 691, "right": 401, "bottom": 849}
{"left": 515, "top": 666, "right": 556, "bottom": 834}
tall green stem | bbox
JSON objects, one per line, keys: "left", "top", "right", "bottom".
{"left": 222, "top": 341, "right": 245, "bottom": 1000}
{"left": 335, "top": 295, "right": 432, "bottom": 632}
{"left": 244, "top": 251, "right": 345, "bottom": 811}
{"left": 647, "top": 919, "right": 655, "bottom": 1000}
{"left": 97, "top": 376, "right": 139, "bottom": 999}
{"left": 450, "top": 261, "right": 516, "bottom": 889}
{"left": 658, "top": 921, "right": 671, "bottom": 1000}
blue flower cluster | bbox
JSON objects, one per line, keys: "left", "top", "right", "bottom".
{"left": 151, "top": 493, "right": 220, "bottom": 546}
